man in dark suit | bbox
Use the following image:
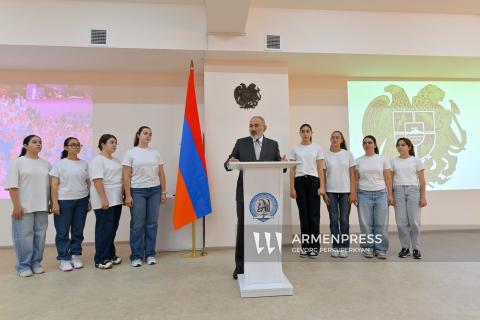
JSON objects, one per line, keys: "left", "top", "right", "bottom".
{"left": 224, "top": 116, "right": 283, "bottom": 279}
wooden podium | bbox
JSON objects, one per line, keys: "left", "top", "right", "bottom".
{"left": 230, "top": 161, "right": 298, "bottom": 298}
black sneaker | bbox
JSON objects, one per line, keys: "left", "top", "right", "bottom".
{"left": 95, "top": 260, "right": 113, "bottom": 269}
{"left": 299, "top": 248, "right": 308, "bottom": 258}
{"left": 412, "top": 249, "right": 422, "bottom": 259}
{"left": 398, "top": 248, "right": 410, "bottom": 258}
{"left": 111, "top": 256, "right": 122, "bottom": 265}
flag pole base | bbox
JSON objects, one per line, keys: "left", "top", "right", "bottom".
{"left": 183, "top": 250, "right": 203, "bottom": 258}
{"left": 182, "top": 220, "right": 207, "bottom": 258}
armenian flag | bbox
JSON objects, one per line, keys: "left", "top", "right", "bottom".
{"left": 173, "top": 61, "right": 212, "bottom": 230}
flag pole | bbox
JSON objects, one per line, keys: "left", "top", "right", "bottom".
{"left": 184, "top": 59, "right": 203, "bottom": 259}
{"left": 201, "top": 132, "right": 208, "bottom": 256}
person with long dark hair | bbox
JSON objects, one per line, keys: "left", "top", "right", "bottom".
{"left": 355, "top": 135, "right": 394, "bottom": 259}
{"left": 4, "top": 135, "right": 51, "bottom": 277}
{"left": 89, "top": 134, "right": 123, "bottom": 269}
{"left": 289, "top": 124, "right": 325, "bottom": 258}
{"left": 50, "top": 137, "right": 90, "bottom": 271}
{"left": 323, "top": 131, "right": 356, "bottom": 258}
{"left": 123, "top": 126, "right": 166, "bottom": 267}
{"left": 391, "top": 138, "right": 427, "bottom": 259}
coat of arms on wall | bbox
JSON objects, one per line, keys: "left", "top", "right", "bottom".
{"left": 234, "top": 83, "right": 261, "bottom": 109}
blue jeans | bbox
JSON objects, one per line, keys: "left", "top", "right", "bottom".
{"left": 12, "top": 211, "right": 49, "bottom": 272}
{"left": 326, "top": 192, "right": 351, "bottom": 249}
{"left": 129, "top": 186, "right": 161, "bottom": 261}
{"left": 94, "top": 205, "right": 122, "bottom": 264}
{"left": 357, "top": 189, "right": 389, "bottom": 252}
{"left": 393, "top": 185, "right": 421, "bottom": 250}
{"left": 54, "top": 196, "right": 89, "bottom": 261}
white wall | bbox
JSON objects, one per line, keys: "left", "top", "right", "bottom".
{"left": 208, "top": 7, "right": 480, "bottom": 57}
{"left": 204, "top": 60, "right": 291, "bottom": 247}
{"left": 0, "top": 1, "right": 206, "bottom": 50}
{"left": 2, "top": 1, "right": 479, "bottom": 59}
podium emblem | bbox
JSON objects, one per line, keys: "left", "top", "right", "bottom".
{"left": 249, "top": 192, "right": 278, "bottom": 222}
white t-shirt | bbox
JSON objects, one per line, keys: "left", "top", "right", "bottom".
{"left": 356, "top": 154, "right": 391, "bottom": 191}
{"left": 89, "top": 155, "right": 123, "bottom": 210}
{"left": 50, "top": 159, "right": 89, "bottom": 200}
{"left": 289, "top": 143, "right": 324, "bottom": 177}
{"left": 390, "top": 156, "right": 424, "bottom": 186}
{"left": 324, "top": 149, "right": 356, "bottom": 193}
{"left": 122, "top": 147, "right": 164, "bottom": 188}
{"left": 4, "top": 157, "right": 51, "bottom": 214}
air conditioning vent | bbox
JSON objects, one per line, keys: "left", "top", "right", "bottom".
{"left": 265, "top": 34, "right": 281, "bottom": 51}
{"left": 90, "top": 29, "right": 107, "bottom": 45}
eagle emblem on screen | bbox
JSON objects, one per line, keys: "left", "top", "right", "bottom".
{"left": 362, "top": 84, "right": 467, "bottom": 187}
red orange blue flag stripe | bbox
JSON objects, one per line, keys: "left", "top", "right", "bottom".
{"left": 173, "top": 62, "right": 212, "bottom": 230}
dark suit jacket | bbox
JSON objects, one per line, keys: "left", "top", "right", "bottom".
{"left": 224, "top": 136, "right": 281, "bottom": 201}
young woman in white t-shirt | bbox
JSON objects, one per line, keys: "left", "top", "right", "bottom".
{"left": 89, "top": 134, "right": 123, "bottom": 270}
{"left": 391, "top": 137, "right": 427, "bottom": 259}
{"left": 289, "top": 124, "right": 325, "bottom": 258}
{"left": 50, "top": 137, "right": 90, "bottom": 272}
{"left": 123, "top": 126, "right": 166, "bottom": 267}
{"left": 4, "top": 135, "right": 51, "bottom": 277}
{"left": 323, "top": 131, "right": 356, "bottom": 258}
{"left": 355, "top": 135, "right": 394, "bottom": 259}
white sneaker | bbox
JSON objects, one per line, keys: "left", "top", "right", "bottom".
{"left": 71, "top": 255, "right": 83, "bottom": 269}
{"left": 339, "top": 249, "right": 349, "bottom": 258}
{"left": 58, "top": 260, "right": 73, "bottom": 272}
{"left": 146, "top": 257, "right": 157, "bottom": 265}
{"left": 131, "top": 259, "right": 143, "bottom": 267}
{"left": 18, "top": 269, "right": 33, "bottom": 278}
{"left": 363, "top": 248, "right": 374, "bottom": 258}
{"left": 331, "top": 248, "right": 339, "bottom": 258}
{"left": 376, "top": 251, "right": 387, "bottom": 259}
{"left": 32, "top": 265, "right": 45, "bottom": 274}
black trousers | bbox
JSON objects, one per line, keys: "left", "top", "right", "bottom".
{"left": 235, "top": 200, "right": 244, "bottom": 273}
{"left": 294, "top": 175, "right": 321, "bottom": 252}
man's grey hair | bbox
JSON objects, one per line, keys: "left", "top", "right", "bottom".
{"left": 251, "top": 115, "right": 265, "bottom": 124}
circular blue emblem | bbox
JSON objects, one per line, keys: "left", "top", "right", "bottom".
{"left": 249, "top": 192, "right": 278, "bottom": 222}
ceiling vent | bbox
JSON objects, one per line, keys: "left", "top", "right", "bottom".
{"left": 90, "top": 29, "right": 107, "bottom": 46}
{"left": 265, "top": 34, "right": 281, "bottom": 51}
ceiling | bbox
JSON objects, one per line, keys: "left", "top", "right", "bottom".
{"left": 2, "top": 1, "right": 479, "bottom": 77}
{"left": 63, "top": 0, "right": 480, "bottom": 15}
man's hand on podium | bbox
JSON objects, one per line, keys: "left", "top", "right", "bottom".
{"left": 228, "top": 156, "right": 239, "bottom": 163}
{"left": 281, "top": 154, "right": 287, "bottom": 161}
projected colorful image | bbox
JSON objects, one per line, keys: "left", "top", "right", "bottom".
{"left": 0, "top": 84, "right": 92, "bottom": 198}
{"left": 348, "top": 81, "right": 479, "bottom": 191}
